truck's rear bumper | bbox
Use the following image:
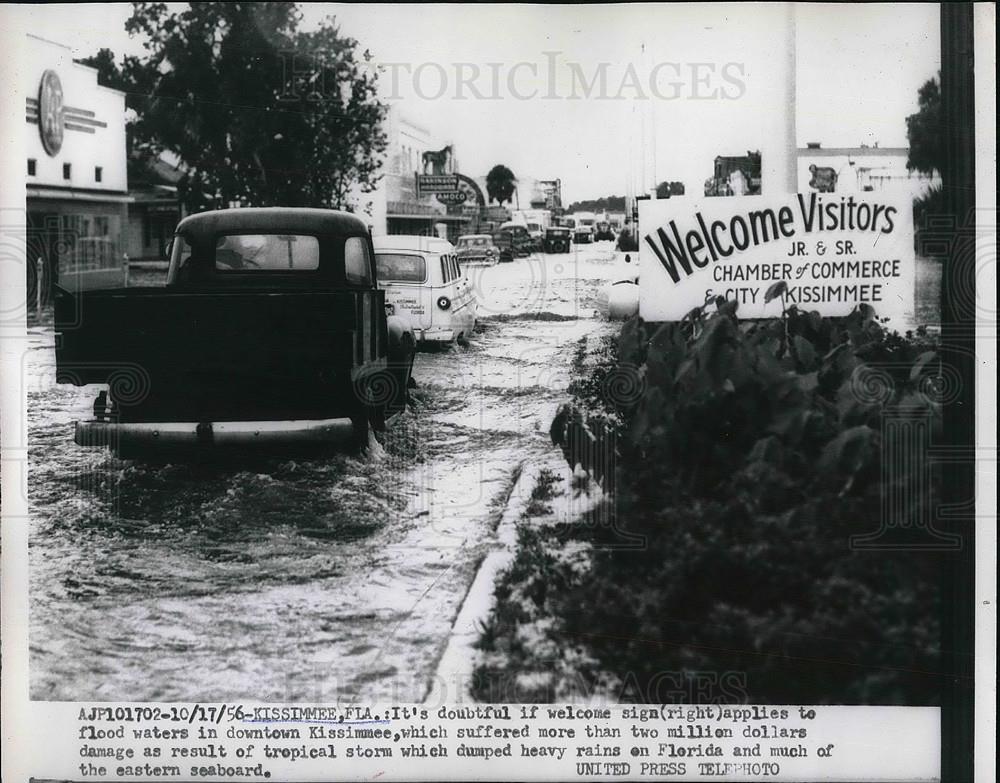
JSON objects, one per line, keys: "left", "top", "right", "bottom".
{"left": 75, "top": 418, "right": 355, "bottom": 449}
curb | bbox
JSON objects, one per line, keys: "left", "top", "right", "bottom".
{"left": 423, "top": 457, "right": 541, "bottom": 705}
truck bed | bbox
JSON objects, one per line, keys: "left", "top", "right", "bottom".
{"left": 54, "top": 285, "right": 386, "bottom": 423}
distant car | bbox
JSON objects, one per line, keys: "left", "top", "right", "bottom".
{"left": 594, "top": 221, "right": 615, "bottom": 241}
{"left": 497, "top": 223, "right": 532, "bottom": 257}
{"left": 543, "top": 226, "right": 572, "bottom": 254}
{"left": 454, "top": 234, "right": 499, "bottom": 265}
{"left": 525, "top": 222, "right": 544, "bottom": 251}
{"left": 573, "top": 224, "right": 594, "bottom": 244}
{"left": 491, "top": 231, "right": 515, "bottom": 263}
{"left": 374, "top": 235, "right": 478, "bottom": 346}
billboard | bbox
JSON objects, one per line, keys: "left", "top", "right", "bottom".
{"left": 639, "top": 193, "right": 915, "bottom": 322}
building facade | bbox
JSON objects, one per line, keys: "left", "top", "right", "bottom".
{"left": 125, "top": 151, "right": 183, "bottom": 264}
{"left": 366, "top": 107, "right": 473, "bottom": 240}
{"left": 25, "top": 34, "right": 130, "bottom": 298}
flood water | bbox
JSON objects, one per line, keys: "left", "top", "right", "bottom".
{"left": 27, "top": 246, "right": 620, "bottom": 702}
{"left": 25, "top": 245, "right": 941, "bottom": 702}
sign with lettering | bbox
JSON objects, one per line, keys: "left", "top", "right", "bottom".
{"left": 639, "top": 193, "right": 915, "bottom": 322}
{"left": 416, "top": 174, "right": 459, "bottom": 195}
{"left": 436, "top": 190, "right": 467, "bottom": 206}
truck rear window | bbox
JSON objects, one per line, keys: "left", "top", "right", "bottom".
{"left": 375, "top": 253, "right": 426, "bottom": 283}
{"left": 214, "top": 234, "right": 319, "bottom": 271}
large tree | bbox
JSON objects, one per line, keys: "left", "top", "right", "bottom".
{"left": 485, "top": 164, "right": 517, "bottom": 205}
{"left": 118, "top": 2, "right": 386, "bottom": 211}
{"left": 905, "top": 76, "right": 941, "bottom": 176}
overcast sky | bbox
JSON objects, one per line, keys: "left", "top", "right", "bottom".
{"left": 15, "top": 3, "right": 939, "bottom": 204}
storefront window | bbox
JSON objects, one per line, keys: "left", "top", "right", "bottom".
{"left": 57, "top": 213, "right": 121, "bottom": 272}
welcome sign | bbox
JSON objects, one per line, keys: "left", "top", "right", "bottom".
{"left": 639, "top": 193, "right": 915, "bottom": 321}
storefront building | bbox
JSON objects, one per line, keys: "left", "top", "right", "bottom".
{"left": 125, "top": 151, "right": 183, "bottom": 264}
{"left": 25, "top": 34, "right": 130, "bottom": 300}
{"left": 366, "top": 108, "right": 489, "bottom": 242}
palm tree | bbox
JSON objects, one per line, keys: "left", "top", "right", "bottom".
{"left": 486, "top": 164, "right": 517, "bottom": 205}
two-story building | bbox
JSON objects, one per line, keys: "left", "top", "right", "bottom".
{"left": 366, "top": 107, "right": 473, "bottom": 240}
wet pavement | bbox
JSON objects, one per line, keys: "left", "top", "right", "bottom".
{"left": 27, "top": 244, "right": 620, "bottom": 702}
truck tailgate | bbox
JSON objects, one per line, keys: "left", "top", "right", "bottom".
{"left": 54, "top": 286, "right": 386, "bottom": 422}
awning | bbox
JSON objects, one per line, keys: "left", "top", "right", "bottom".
{"left": 387, "top": 214, "right": 470, "bottom": 222}
{"left": 27, "top": 186, "right": 133, "bottom": 204}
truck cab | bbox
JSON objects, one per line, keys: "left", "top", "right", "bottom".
{"left": 54, "top": 208, "right": 416, "bottom": 457}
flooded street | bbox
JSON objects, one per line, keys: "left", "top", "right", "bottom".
{"left": 27, "top": 245, "right": 620, "bottom": 703}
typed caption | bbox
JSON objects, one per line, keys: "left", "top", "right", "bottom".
{"left": 40, "top": 702, "right": 940, "bottom": 781}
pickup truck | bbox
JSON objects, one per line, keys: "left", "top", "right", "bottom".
{"left": 54, "top": 208, "right": 416, "bottom": 458}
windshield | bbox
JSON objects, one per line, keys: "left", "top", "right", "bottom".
{"left": 458, "top": 237, "right": 489, "bottom": 247}
{"left": 375, "top": 252, "right": 426, "bottom": 283}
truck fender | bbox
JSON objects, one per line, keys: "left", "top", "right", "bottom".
{"left": 386, "top": 314, "right": 415, "bottom": 353}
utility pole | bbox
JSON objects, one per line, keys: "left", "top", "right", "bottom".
{"left": 763, "top": 3, "right": 798, "bottom": 195}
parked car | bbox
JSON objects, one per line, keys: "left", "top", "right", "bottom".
{"left": 373, "top": 235, "right": 478, "bottom": 347}
{"left": 525, "top": 222, "right": 544, "bottom": 251}
{"left": 491, "top": 230, "right": 515, "bottom": 263}
{"left": 543, "top": 226, "right": 572, "bottom": 253}
{"left": 573, "top": 224, "right": 595, "bottom": 244}
{"left": 454, "top": 233, "right": 499, "bottom": 265}
{"left": 53, "top": 208, "right": 416, "bottom": 457}
{"left": 498, "top": 222, "right": 533, "bottom": 257}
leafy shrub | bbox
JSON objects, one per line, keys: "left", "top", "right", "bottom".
{"left": 549, "top": 296, "right": 944, "bottom": 704}
{"left": 913, "top": 185, "right": 948, "bottom": 258}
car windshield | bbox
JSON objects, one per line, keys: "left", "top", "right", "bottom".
{"left": 459, "top": 237, "right": 488, "bottom": 247}
{"left": 214, "top": 234, "right": 319, "bottom": 271}
{"left": 375, "top": 252, "right": 426, "bottom": 283}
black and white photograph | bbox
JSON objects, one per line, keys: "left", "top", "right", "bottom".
{"left": 0, "top": 2, "right": 994, "bottom": 781}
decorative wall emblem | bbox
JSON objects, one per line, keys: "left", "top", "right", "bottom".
{"left": 26, "top": 70, "right": 110, "bottom": 157}
{"left": 38, "top": 69, "right": 65, "bottom": 156}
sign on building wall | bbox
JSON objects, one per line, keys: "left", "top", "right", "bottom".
{"left": 638, "top": 193, "right": 915, "bottom": 322}
{"left": 416, "top": 173, "right": 486, "bottom": 207}
{"left": 37, "top": 69, "right": 65, "bottom": 156}
{"left": 415, "top": 174, "right": 459, "bottom": 195}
